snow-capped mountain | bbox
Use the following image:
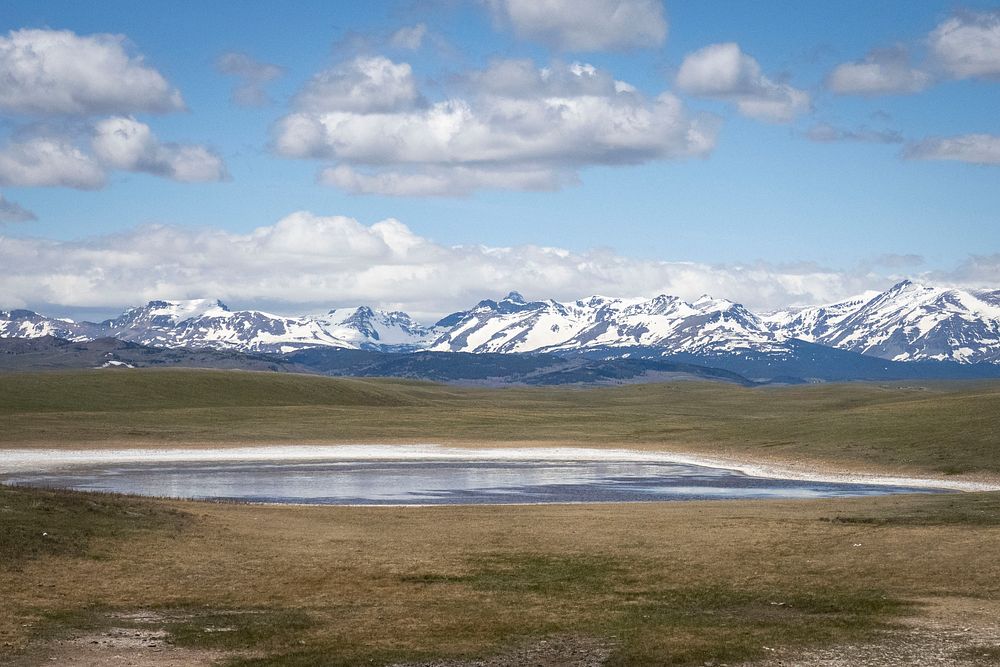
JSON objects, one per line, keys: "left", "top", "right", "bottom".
{"left": 311, "top": 307, "right": 437, "bottom": 351}
{"left": 430, "top": 291, "right": 790, "bottom": 357}
{"left": 3, "top": 280, "right": 1000, "bottom": 365}
{"left": 1, "top": 300, "right": 436, "bottom": 354}
{"left": 766, "top": 281, "right": 1000, "bottom": 364}
{"left": 762, "top": 292, "right": 881, "bottom": 343}
{"left": 0, "top": 309, "right": 94, "bottom": 341}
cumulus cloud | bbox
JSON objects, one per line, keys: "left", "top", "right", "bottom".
{"left": 805, "top": 122, "right": 903, "bottom": 144}
{"left": 827, "top": 47, "right": 931, "bottom": 95}
{"left": 486, "top": 0, "right": 667, "bottom": 51}
{"left": 0, "top": 28, "right": 184, "bottom": 115}
{"left": 0, "top": 137, "right": 106, "bottom": 189}
{"left": 904, "top": 134, "right": 1000, "bottom": 165}
{"left": 215, "top": 52, "right": 285, "bottom": 107}
{"left": 0, "top": 119, "right": 226, "bottom": 189}
{"left": 91, "top": 116, "right": 228, "bottom": 182}
{"left": 929, "top": 11, "right": 1000, "bottom": 80}
{"left": 0, "top": 194, "right": 37, "bottom": 222}
{"left": 274, "top": 57, "right": 717, "bottom": 196}
{"left": 389, "top": 24, "right": 428, "bottom": 50}
{"left": 0, "top": 211, "right": 921, "bottom": 316}
{"left": 823, "top": 12, "right": 1000, "bottom": 98}
{"left": 676, "top": 43, "right": 810, "bottom": 122}
{"left": 293, "top": 55, "right": 420, "bottom": 113}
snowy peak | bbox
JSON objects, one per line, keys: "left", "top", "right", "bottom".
{"left": 429, "top": 293, "right": 787, "bottom": 357}
{"left": 504, "top": 291, "right": 526, "bottom": 304}
{"left": 0, "top": 309, "right": 90, "bottom": 341}
{"left": 317, "top": 306, "right": 437, "bottom": 350}
{"left": 112, "top": 299, "right": 231, "bottom": 328}
{"left": 768, "top": 281, "right": 1000, "bottom": 364}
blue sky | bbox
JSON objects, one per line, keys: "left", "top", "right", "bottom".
{"left": 0, "top": 0, "right": 998, "bottom": 317}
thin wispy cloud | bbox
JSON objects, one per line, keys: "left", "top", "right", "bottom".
{"left": 388, "top": 23, "right": 427, "bottom": 51}
{"left": 805, "top": 123, "right": 904, "bottom": 144}
{"left": 905, "top": 134, "right": 1000, "bottom": 165}
{"left": 215, "top": 51, "right": 285, "bottom": 107}
{"left": 485, "top": 0, "right": 668, "bottom": 52}
{"left": 0, "top": 194, "right": 36, "bottom": 222}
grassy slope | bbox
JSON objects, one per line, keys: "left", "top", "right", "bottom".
{"left": 1, "top": 369, "right": 999, "bottom": 474}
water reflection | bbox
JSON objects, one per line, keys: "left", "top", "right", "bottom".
{"left": 1, "top": 459, "right": 940, "bottom": 505}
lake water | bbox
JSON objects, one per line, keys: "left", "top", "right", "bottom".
{"left": 1, "top": 457, "right": 943, "bottom": 505}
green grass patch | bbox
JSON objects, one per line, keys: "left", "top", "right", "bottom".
{"left": 0, "top": 484, "right": 189, "bottom": 568}
{"left": 166, "top": 609, "right": 315, "bottom": 651}
{"left": 397, "top": 552, "right": 910, "bottom": 666}
{"left": 820, "top": 492, "right": 1000, "bottom": 527}
{"left": 425, "top": 553, "right": 622, "bottom": 595}
{"left": 607, "top": 586, "right": 908, "bottom": 666}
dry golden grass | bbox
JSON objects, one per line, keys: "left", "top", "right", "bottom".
{"left": 3, "top": 486, "right": 1000, "bottom": 665}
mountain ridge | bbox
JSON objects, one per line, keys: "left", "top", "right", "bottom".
{"left": 3, "top": 280, "right": 1000, "bottom": 367}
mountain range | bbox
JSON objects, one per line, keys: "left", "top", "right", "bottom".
{"left": 3, "top": 281, "right": 1000, "bottom": 382}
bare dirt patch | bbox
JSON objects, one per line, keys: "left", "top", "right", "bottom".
{"left": 25, "top": 629, "right": 223, "bottom": 667}
{"left": 391, "top": 634, "right": 614, "bottom": 667}
{"left": 740, "top": 596, "right": 1000, "bottom": 666}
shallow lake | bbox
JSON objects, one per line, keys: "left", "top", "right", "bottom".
{"left": 2, "top": 457, "right": 943, "bottom": 505}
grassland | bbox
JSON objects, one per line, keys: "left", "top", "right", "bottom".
{"left": 2, "top": 483, "right": 1000, "bottom": 666}
{"left": 2, "top": 369, "right": 999, "bottom": 665}
{"left": 1, "top": 368, "right": 999, "bottom": 475}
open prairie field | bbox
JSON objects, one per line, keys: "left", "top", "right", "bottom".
{"left": 2, "top": 484, "right": 1000, "bottom": 666}
{"left": 2, "top": 370, "right": 1000, "bottom": 665}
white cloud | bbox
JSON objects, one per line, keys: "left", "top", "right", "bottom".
{"left": 904, "top": 134, "right": 1000, "bottom": 165}
{"left": 0, "top": 194, "right": 37, "bottom": 222}
{"left": 929, "top": 11, "right": 1000, "bottom": 80}
{"left": 486, "top": 0, "right": 667, "bottom": 51}
{"left": 92, "top": 116, "right": 228, "bottom": 182}
{"left": 215, "top": 52, "right": 285, "bottom": 107}
{"left": 805, "top": 123, "right": 903, "bottom": 144}
{"left": 676, "top": 43, "right": 810, "bottom": 122}
{"left": 274, "top": 57, "right": 717, "bottom": 195}
{"left": 389, "top": 24, "right": 427, "bottom": 51}
{"left": 0, "top": 211, "right": 921, "bottom": 316}
{"left": 827, "top": 47, "right": 931, "bottom": 95}
{"left": 320, "top": 164, "right": 571, "bottom": 197}
{"left": 0, "top": 28, "right": 184, "bottom": 115}
{"left": 0, "top": 137, "right": 106, "bottom": 189}
{"left": 293, "top": 56, "right": 420, "bottom": 113}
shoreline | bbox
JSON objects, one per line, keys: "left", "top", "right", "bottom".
{"left": 2, "top": 443, "right": 998, "bottom": 493}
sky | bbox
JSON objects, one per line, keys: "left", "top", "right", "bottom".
{"left": 0, "top": 0, "right": 998, "bottom": 320}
